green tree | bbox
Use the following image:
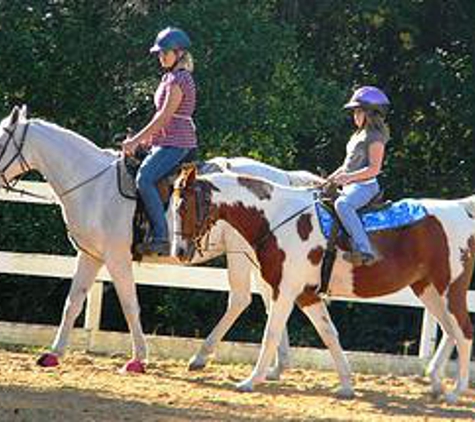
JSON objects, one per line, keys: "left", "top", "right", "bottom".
{"left": 0, "top": 0, "right": 474, "bottom": 354}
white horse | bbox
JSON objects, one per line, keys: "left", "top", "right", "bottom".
{"left": 172, "top": 166, "right": 474, "bottom": 402}
{"left": 0, "top": 107, "right": 350, "bottom": 387}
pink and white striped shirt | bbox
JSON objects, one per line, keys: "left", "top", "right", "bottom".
{"left": 150, "top": 69, "right": 197, "bottom": 148}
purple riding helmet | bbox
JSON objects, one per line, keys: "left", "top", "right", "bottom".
{"left": 344, "top": 86, "right": 390, "bottom": 115}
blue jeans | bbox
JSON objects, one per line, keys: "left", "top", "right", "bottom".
{"left": 136, "top": 146, "right": 194, "bottom": 243}
{"left": 334, "top": 180, "right": 380, "bottom": 255}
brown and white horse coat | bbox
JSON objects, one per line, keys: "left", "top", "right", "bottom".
{"left": 172, "top": 168, "right": 474, "bottom": 401}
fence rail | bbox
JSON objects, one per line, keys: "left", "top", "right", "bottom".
{"left": 1, "top": 181, "right": 474, "bottom": 363}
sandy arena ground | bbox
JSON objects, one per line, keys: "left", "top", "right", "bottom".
{"left": 0, "top": 346, "right": 473, "bottom": 421}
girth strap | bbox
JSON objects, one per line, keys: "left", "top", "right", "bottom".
{"left": 316, "top": 219, "right": 340, "bottom": 296}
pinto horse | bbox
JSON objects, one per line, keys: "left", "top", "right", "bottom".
{"left": 171, "top": 165, "right": 474, "bottom": 402}
{"left": 176, "top": 161, "right": 353, "bottom": 392}
{"left": 0, "top": 107, "right": 350, "bottom": 386}
{"left": 185, "top": 158, "right": 337, "bottom": 380}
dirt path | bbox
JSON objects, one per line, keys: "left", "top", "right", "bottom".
{"left": 0, "top": 347, "right": 473, "bottom": 421}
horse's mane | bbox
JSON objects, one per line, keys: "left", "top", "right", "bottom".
{"left": 198, "top": 159, "right": 228, "bottom": 175}
{"left": 31, "top": 118, "right": 118, "bottom": 161}
{"left": 201, "top": 169, "right": 314, "bottom": 196}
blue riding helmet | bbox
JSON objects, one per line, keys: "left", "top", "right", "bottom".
{"left": 150, "top": 27, "right": 191, "bottom": 54}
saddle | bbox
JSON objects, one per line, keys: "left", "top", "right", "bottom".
{"left": 316, "top": 183, "right": 391, "bottom": 296}
{"left": 318, "top": 183, "right": 390, "bottom": 213}
{"left": 116, "top": 146, "right": 197, "bottom": 261}
{"left": 315, "top": 184, "right": 428, "bottom": 295}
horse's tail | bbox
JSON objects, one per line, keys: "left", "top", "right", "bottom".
{"left": 459, "top": 195, "right": 475, "bottom": 219}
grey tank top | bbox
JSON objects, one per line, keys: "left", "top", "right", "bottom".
{"left": 343, "top": 129, "right": 388, "bottom": 173}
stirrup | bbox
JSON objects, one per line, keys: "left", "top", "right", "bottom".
{"left": 316, "top": 289, "right": 329, "bottom": 299}
{"left": 136, "top": 240, "right": 170, "bottom": 256}
{"left": 342, "top": 251, "right": 379, "bottom": 266}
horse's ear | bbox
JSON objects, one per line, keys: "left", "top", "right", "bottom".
{"left": 175, "top": 163, "right": 197, "bottom": 190}
{"left": 9, "top": 106, "right": 20, "bottom": 125}
{"left": 182, "top": 162, "right": 197, "bottom": 186}
{"left": 19, "top": 104, "right": 28, "bottom": 120}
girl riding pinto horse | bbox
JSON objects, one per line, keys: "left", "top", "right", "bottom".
{"left": 326, "top": 86, "right": 390, "bottom": 266}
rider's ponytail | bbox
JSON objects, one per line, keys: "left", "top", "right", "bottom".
{"left": 177, "top": 51, "right": 194, "bottom": 73}
{"left": 364, "top": 112, "right": 390, "bottom": 143}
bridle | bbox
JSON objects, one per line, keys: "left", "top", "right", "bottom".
{"left": 0, "top": 121, "right": 33, "bottom": 194}
{"left": 0, "top": 119, "right": 118, "bottom": 201}
{"left": 174, "top": 178, "right": 217, "bottom": 256}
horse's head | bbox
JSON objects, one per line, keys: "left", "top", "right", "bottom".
{"left": 171, "top": 163, "right": 220, "bottom": 262}
{"left": 0, "top": 105, "right": 30, "bottom": 188}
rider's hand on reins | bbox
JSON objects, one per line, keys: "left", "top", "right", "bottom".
{"left": 330, "top": 172, "right": 351, "bottom": 186}
{"left": 319, "top": 179, "right": 341, "bottom": 200}
{"left": 311, "top": 174, "right": 327, "bottom": 188}
{"left": 122, "top": 136, "right": 138, "bottom": 157}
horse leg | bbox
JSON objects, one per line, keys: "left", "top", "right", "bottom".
{"left": 188, "top": 251, "right": 253, "bottom": 370}
{"left": 412, "top": 283, "right": 457, "bottom": 398}
{"left": 445, "top": 270, "right": 473, "bottom": 403}
{"left": 258, "top": 281, "right": 291, "bottom": 381}
{"left": 426, "top": 333, "right": 455, "bottom": 397}
{"left": 37, "top": 252, "right": 102, "bottom": 367}
{"left": 448, "top": 331, "right": 473, "bottom": 404}
{"left": 236, "top": 291, "right": 295, "bottom": 392}
{"left": 266, "top": 325, "right": 291, "bottom": 381}
{"left": 413, "top": 282, "right": 473, "bottom": 402}
{"left": 298, "top": 301, "right": 354, "bottom": 398}
{"left": 105, "top": 252, "right": 147, "bottom": 373}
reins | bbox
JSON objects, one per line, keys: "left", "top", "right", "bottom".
{"left": 0, "top": 120, "right": 119, "bottom": 200}
{"left": 253, "top": 201, "right": 315, "bottom": 251}
{"left": 187, "top": 199, "right": 316, "bottom": 270}
{"left": 194, "top": 239, "right": 263, "bottom": 271}
{"left": 1, "top": 183, "right": 55, "bottom": 202}
{"left": 179, "top": 178, "right": 319, "bottom": 264}
{"left": 0, "top": 122, "right": 34, "bottom": 196}
{"left": 57, "top": 160, "right": 117, "bottom": 199}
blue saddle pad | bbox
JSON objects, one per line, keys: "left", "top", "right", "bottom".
{"left": 315, "top": 199, "right": 428, "bottom": 239}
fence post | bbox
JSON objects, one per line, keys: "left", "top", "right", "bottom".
{"left": 84, "top": 282, "right": 104, "bottom": 350}
{"left": 418, "top": 309, "right": 438, "bottom": 358}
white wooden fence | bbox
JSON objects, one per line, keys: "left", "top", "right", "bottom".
{"left": 0, "top": 181, "right": 474, "bottom": 371}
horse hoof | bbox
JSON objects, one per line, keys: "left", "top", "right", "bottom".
{"left": 444, "top": 392, "right": 458, "bottom": 404}
{"left": 188, "top": 355, "right": 207, "bottom": 371}
{"left": 335, "top": 386, "right": 355, "bottom": 400}
{"left": 37, "top": 353, "right": 59, "bottom": 367}
{"left": 430, "top": 386, "right": 444, "bottom": 400}
{"left": 265, "top": 367, "right": 282, "bottom": 381}
{"left": 236, "top": 379, "right": 254, "bottom": 393}
{"left": 120, "top": 359, "right": 146, "bottom": 374}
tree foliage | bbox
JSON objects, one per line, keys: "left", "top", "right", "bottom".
{"left": 0, "top": 0, "right": 474, "bottom": 354}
